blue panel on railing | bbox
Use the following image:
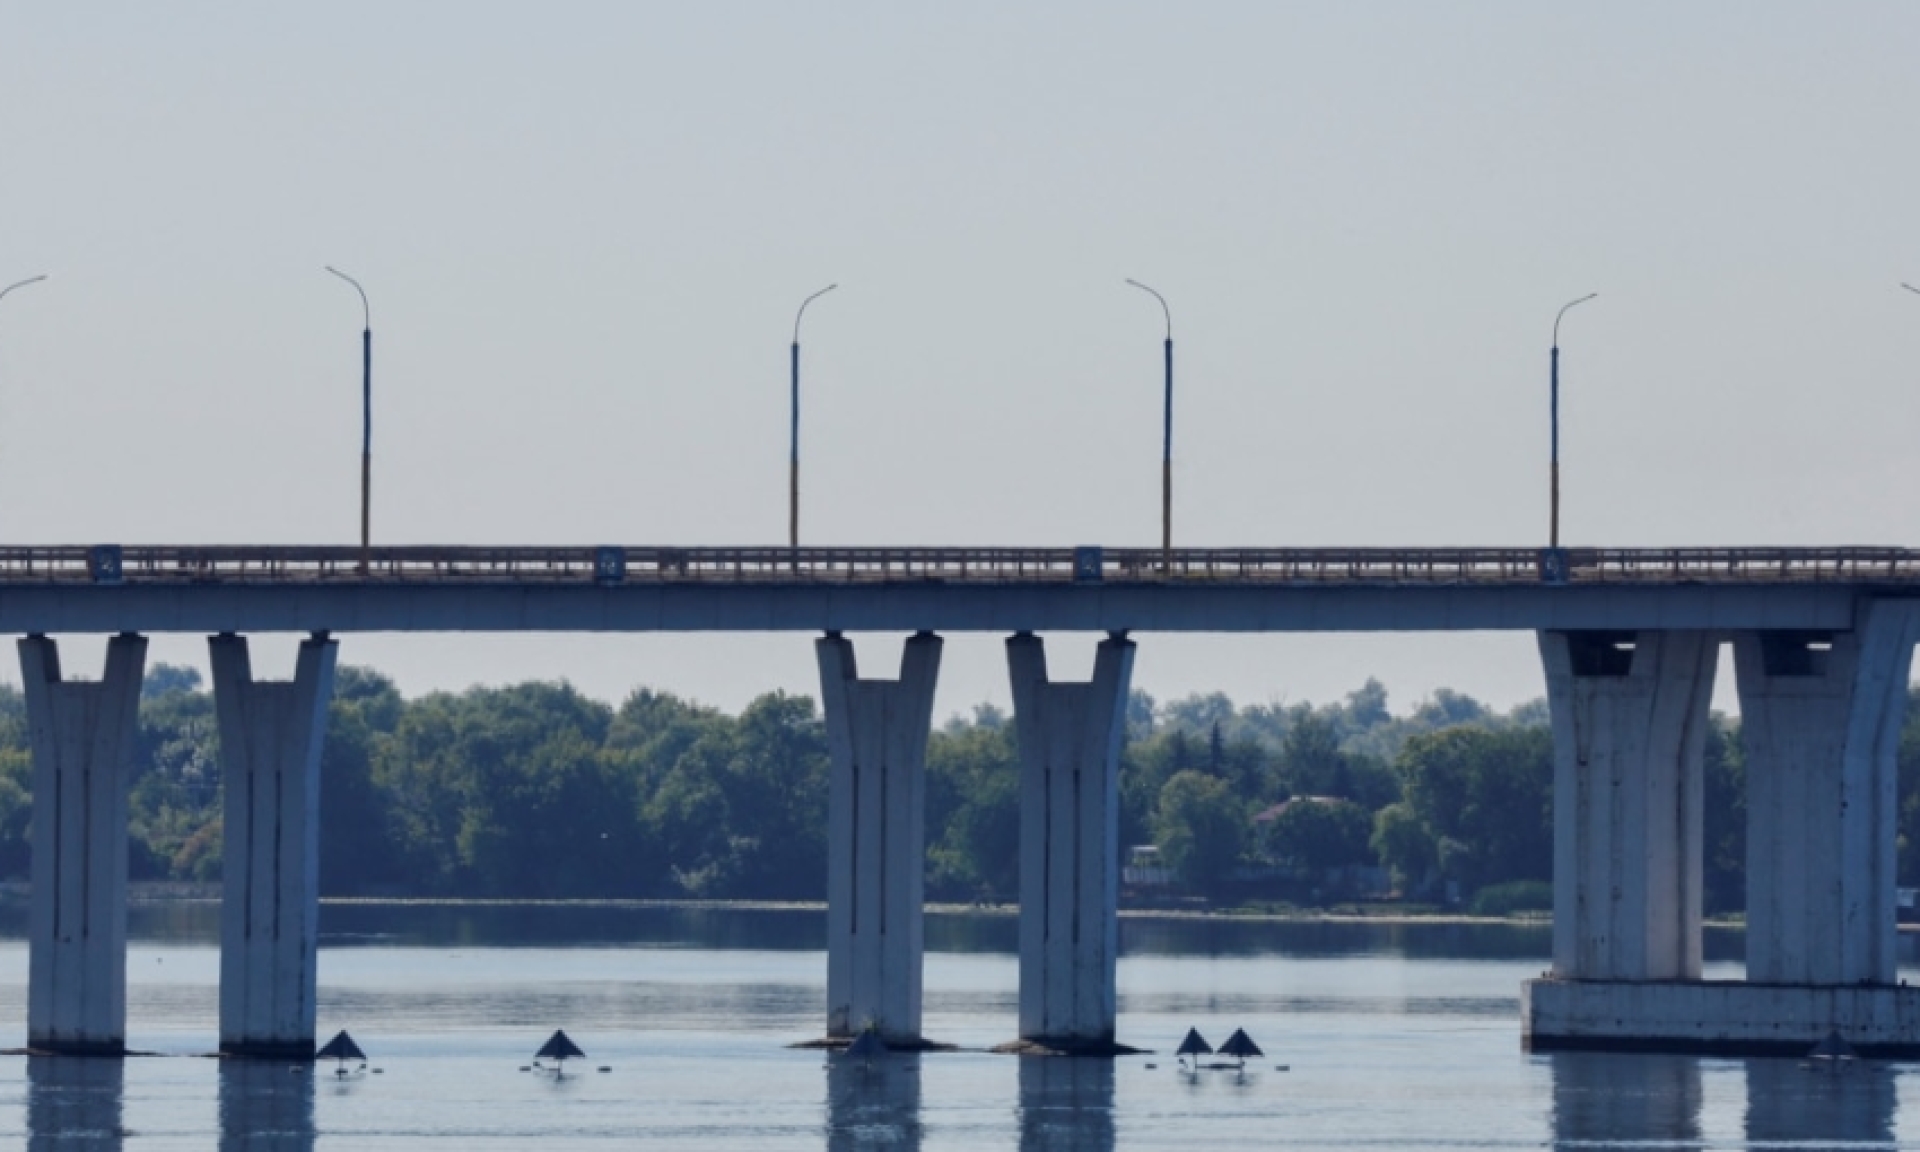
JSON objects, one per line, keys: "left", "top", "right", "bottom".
{"left": 1073, "top": 546, "right": 1103, "bottom": 584}
{"left": 1538, "top": 547, "right": 1568, "bottom": 585}
{"left": 88, "top": 545, "right": 124, "bottom": 585}
{"left": 594, "top": 546, "right": 627, "bottom": 585}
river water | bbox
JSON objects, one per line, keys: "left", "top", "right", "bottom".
{"left": 0, "top": 904, "right": 1914, "bottom": 1149}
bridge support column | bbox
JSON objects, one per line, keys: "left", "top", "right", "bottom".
{"left": 1528, "top": 604, "right": 1920, "bottom": 1056}
{"left": 819, "top": 631, "right": 941, "bottom": 1044}
{"left": 211, "top": 633, "right": 338, "bottom": 1059}
{"left": 1526, "top": 629, "right": 1729, "bottom": 1054}
{"left": 1007, "top": 632, "right": 1133, "bottom": 1052}
{"left": 22, "top": 633, "right": 147, "bottom": 1055}
{"left": 1734, "top": 602, "right": 1920, "bottom": 986}
{"left": 1542, "top": 629, "right": 1714, "bottom": 982}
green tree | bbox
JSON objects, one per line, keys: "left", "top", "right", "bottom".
{"left": 1341, "top": 679, "right": 1391, "bottom": 731}
{"left": 1155, "top": 770, "right": 1247, "bottom": 893}
{"left": 320, "top": 666, "right": 410, "bottom": 895}
{"left": 142, "top": 663, "right": 203, "bottom": 699}
{"left": 1161, "top": 692, "right": 1235, "bottom": 737}
{"left": 1273, "top": 713, "right": 1395, "bottom": 807}
{"left": 1260, "top": 797, "right": 1374, "bottom": 870}
{"left": 0, "top": 688, "right": 30, "bottom": 879}
{"left": 1119, "top": 728, "right": 1182, "bottom": 860}
{"left": 1277, "top": 714, "right": 1345, "bottom": 797}
{"left": 641, "top": 737, "right": 738, "bottom": 896}
{"left": 720, "top": 692, "right": 829, "bottom": 899}
{"left": 129, "top": 667, "right": 220, "bottom": 880}
{"left": 373, "top": 690, "right": 467, "bottom": 891}
{"left": 1701, "top": 714, "right": 1745, "bottom": 915}
{"left": 607, "top": 689, "right": 725, "bottom": 791}
{"left": 926, "top": 718, "right": 1020, "bottom": 900}
{"left": 449, "top": 683, "right": 622, "bottom": 896}
{"left": 1398, "top": 724, "right": 1552, "bottom": 894}
{"left": 1371, "top": 801, "right": 1438, "bottom": 896}
{"left": 0, "top": 745, "right": 28, "bottom": 880}
{"left": 374, "top": 681, "right": 622, "bottom": 896}
{"left": 1897, "top": 687, "right": 1920, "bottom": 890}
{"left": 1125, "top": 689, "right": 1157, "bottom": 741}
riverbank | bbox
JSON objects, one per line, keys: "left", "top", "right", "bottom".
{"left": 0, "top": 881, "right": 1723, "bottom": 929}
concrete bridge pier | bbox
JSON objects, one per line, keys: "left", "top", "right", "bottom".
{"left": 1734, "top": 604, "right": 1920, "bottom": 986}
{"left": 818, "top": 631, "right": 941, "bottom": 1044}
{"left": 1541, "top": 629, "right": 1715, "bottom": 983}
{"left": 1524, "top": 629, "right": 1718, "bottom": 1052}
{"left": 21, "top": 633, "right": 148, "bottom": 1056}
{"left": 210, "top": 633, "right": 337, "bottom": 1059}
{"left": 1528, "top": 605, "right": 1920, "bottom": 1056}
{"left": 1006, "top": 632, "right": 1134, "bottom": 1052}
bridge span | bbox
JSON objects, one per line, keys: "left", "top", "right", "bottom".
{"left": 10, "top": 542, "right": 1920, "bottom": 1058}
{"left": 0, "top": 544, "right": 1913, "bottom": 633}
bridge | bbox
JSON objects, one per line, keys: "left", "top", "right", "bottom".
{"left": 1, "top": 543, "right": 1911, "bottom": 633}
{"left": 10, "top": 543, "right": 1920, "bottom": 1057}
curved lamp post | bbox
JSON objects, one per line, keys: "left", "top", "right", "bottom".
{"left": 0, "top": 275, "right": 46, "bottom": 309}
{"left": 1126, "top": 279, "right": 1173, "bottom": 569}
{"left": 1550, "top": 293, "right": 1597, "bottom": 550}
{"left": 791, "top": 283, "right": 837, "bottom": 549}
{"left": 1905, "top": 282, "right": 1919, "bottom": 298}
{"left": 0, "top": 276, "right": 47, "bottom": 530}
{"left": 326, "top": 267, "right": 372, "bottom": 568}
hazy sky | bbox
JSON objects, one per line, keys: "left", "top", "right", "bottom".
{"left": 2, "top": 4, "right": 1917, "bottom": 720}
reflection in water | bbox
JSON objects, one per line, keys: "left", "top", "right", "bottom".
{"left": 0, "top": 899, "right": 1590, "bottom": 960}
{"left": 0, "top": 900, "right": 1573, "bottom": 960}
{"left": 1746, "top": 1057, "right": 1896, "bottom": 1148}
{"left": 1549, "top": 1052, "right": 1701, "bottom": 1151}
{"left": 218, "top": 1060, "right": 315, "bottom": 1152}
{"left": 1017, "top": 1057, "right": 1115, "bottom": 1152}
{"left": 824, "top": 1052, "right": 921, "bottom": 1151}
{"left": 27, "top": 1056, "right": 125, "bottom": 1152}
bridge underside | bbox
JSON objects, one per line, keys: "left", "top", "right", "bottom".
{"left": 0, "top": 581, "right": 1871, "bottom": 636}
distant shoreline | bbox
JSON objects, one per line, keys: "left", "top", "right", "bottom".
{"left": 8, "top": 882, "right": 1769, "bottom": 930}
{"left": 0, "top": 881, "right": 1800, "bottom": 931}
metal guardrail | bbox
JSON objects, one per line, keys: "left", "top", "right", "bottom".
{"left": 0, "top": 545, "right": 1918, "bottom": 587}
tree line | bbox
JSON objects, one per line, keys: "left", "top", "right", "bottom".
{"left": 2, "top": 665, "right": 1919, "bottom": 911}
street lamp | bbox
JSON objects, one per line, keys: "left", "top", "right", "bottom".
{"left": 1904, "top": 282, "right": 1920, "bottom": 298}
{"left": 1550, "top": 293, "right": 1597, "bottom": 550}
{"left": 1126, "top": 279, "right": 1174, "bottom": 568}
{"left": 326, "top": 267, "right": 372, "bottom": 568}
{"left": 0, "top": 275, "right": 46, "bottom": 308}
{"left": 0, "top": 276, "right": 47, "bottom": 541}
{"left": 791, "top": 283, "right": 837, "bottom": 549}
{"left": 0, "top": 274, "right": 47, "bottom": 409}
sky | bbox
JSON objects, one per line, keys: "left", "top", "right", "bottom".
{"left": 1, "top": 3, "right": 1917, "bottom": 721}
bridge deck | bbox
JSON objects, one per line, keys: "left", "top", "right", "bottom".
{"left": 0, "top": 546, "right": 1909, "bottom": 635}
{"left": 4, "top": 545, "right": 1918, "bottom": 586}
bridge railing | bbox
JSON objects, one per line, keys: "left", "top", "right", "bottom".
{"left": 0, "top": 544, "right": 1916, "bottom": 586}
{"left": 1574, "top": 548, "right": 1920, "bottom": 583}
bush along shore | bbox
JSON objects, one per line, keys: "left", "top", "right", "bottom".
{"left": 4, "top": 666, "right": 1920, "bottom": 915}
